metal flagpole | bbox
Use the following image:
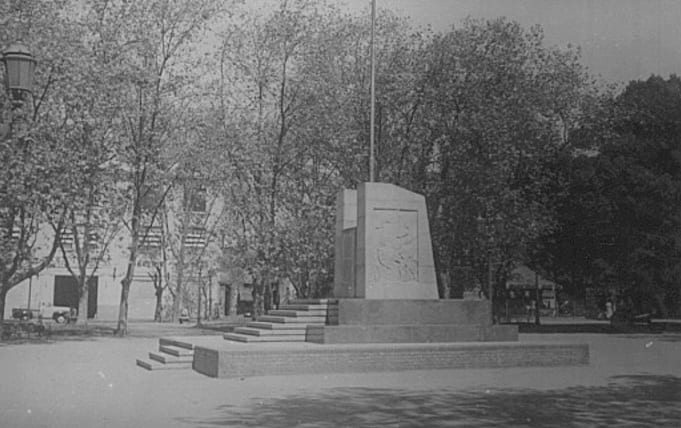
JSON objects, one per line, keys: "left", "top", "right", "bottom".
{"left": 369, "top": 0, "right": 376, "bottom": 182}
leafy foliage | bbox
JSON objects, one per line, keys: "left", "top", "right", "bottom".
{"left": 5, "top": 0, "right": 678, "bottom": 327}
{"left": 540, "top": 75, "right": 681, "bottom": 316}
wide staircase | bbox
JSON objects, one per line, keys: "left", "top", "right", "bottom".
{"left": 224, "top": 299, "right": 337, "bottom": 342}
{"left": 136, "top": 299, "right": 337, "bottom": 370}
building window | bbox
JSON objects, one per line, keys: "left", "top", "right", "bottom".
{"left": 188, "top": 186, "right": 207, "bottom": 213}
{"left": 59, "top": 231, "right": 100, "bottom": 253}
{"left": 140, "top": 226, "right": 163, "bottom": 249}
{"left": 185, "top": 226, "right": 207, "bottom": 248}
{"left": 59, "top": 231, "right": 74, "bottom": 250}
{"left": 140, "top": 187, "right": 164, "bottom": 214}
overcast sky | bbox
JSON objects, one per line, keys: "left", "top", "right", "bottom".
{"left": 340, "top": 0, "right": 681, "bottom": 85}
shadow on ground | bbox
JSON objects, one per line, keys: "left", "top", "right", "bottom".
{"left": 181, "top": 375, "right": 681, "bottom": 427}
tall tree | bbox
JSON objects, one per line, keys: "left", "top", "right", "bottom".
{"left": 83, "top": 0, "right": 228, "bottom": 334}
{"left": 409, "top": 19, "right": 594, "bottom": 306}
{"left": 212, "top": 0, "right": 345, "bottom": 316}
{"left": 51, "top": 24, "right": 127, "bottom": 325}
{"left": 542, "top": 75, "right": 681, "bottom": 316}
{"left": 0, "top": 0, "right": 84, "bottom": 320}
{"left": 209, "top": 2, "right": 429, "bottom": 310}
{"left": 167, "top": 162, "right": 227, "bottom": 322}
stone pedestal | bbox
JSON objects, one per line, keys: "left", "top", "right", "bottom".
{"left": 334, "top": 183, "right": 437, "bottom": 299}
{"left": 329, "top": 183, "right": 514, "bottom": 344}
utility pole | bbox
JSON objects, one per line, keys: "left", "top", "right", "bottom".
{"left": 488, "top": 245, "right": 494, "bottom": 324}
{"left": 369, "top": 0, "right": 376, "bottom": 182}
{"left": 197, "top": 279, "right": 201, "bottom": 325}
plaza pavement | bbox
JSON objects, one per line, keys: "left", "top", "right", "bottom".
{"left": 0, "top": 328, "right": 680, "bottom": 427}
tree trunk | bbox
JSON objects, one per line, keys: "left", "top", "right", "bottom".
{"left": 171, "top": 253, "right": 185, "bottom": 322}
{"left": 208, "top": 278, "right": 213, "bottom": 320}
{"left": 252, "top": 279, "right": 265, "bottom": 320}
{"left": 116, "top": 278, "right": 131, "bottom": 335}
{"left": 654, "top": 293, "right": 669, "bottom": 318}
{"left": 116, "top": 246, "right": 137, "bottom": 335}
{"left": 77, "top": 280, "right": 89, "bottom": 326}
{"left": 432, "top": 245, "right": 446, "bottom": 299}
{"left": 197, "top": 280, "right": 202, "bottom": 325}
{"left": 264, "top": 280, "right": 272, "bottom": 312}
{"left": 0, "top": 286, "right": 6, "bottom": 338}
{"left": 0, "top": 286, "right": 7, "bottom": 322}
{"left": 228, "top": 283, "right": 238, "bottom": 316}
{"left": 534, "top": 271, "right": 541, "bottom": 325}
{"left": 154, "top": 288, "right": 163, "bottom": 322}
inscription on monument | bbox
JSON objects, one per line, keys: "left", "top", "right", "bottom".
{"left": 373, "top": 209, "right": 418, "bottom": 283}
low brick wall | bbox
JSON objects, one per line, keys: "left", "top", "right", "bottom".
{"left": 193, "top": 342, "right": 589, "bottom": 379}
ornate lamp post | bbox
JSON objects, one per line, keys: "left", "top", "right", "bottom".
{"left": 2, "top": 43, "right": 36, "bottom": 98}
{"left": 1, "top": 42, "right": 36, "bottom": 138}
{"left": 1, "top": 43, "right": 36, "bottom": 310}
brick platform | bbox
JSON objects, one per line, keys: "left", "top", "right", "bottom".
{"left": 192, "top": 340, "right": 590, "bottom": 378}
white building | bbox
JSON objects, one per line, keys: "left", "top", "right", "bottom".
{"left": 3, "top": 185, "right": 226, "bottom": 321}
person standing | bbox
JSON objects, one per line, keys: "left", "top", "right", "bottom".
{"left": 605, "top": 301, "right": 614, "bottom": 319}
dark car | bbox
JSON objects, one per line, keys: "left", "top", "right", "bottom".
{"left": 11, "top": 308, "right": 40, "bottom": 321}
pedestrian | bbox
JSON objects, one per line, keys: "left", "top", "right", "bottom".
{"left": 526, "top": 299, "right": 536, "bottom": 323}
{"left": 179, "top": 308, "right": 189, "bottom": 324}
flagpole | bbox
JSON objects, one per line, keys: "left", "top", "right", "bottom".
{"left": 369, "top": 0, "right": 376, "bottom": 182}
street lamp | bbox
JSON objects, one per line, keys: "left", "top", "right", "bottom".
{"left": 2, "top": 43, "right": 36, "bottom": 101}
{"left": 1, "top": 43, "right": 35, "bottom": 139}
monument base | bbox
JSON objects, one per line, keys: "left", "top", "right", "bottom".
{"left": 140, "top": 298, "right": 589, "bottom": 378}
{"left": 306, "top": 299, "right": 518, "bottom": 344}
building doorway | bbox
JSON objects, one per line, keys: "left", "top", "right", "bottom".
{"left": 53, "top": 276, "right": 98, "bottom": 318}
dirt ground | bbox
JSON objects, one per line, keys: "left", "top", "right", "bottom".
{"left": 1, "top": 331, "right": 680, "bottom": 427}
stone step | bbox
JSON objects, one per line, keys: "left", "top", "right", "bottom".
{"left": 159, "top": 344, "right": 194, "bottom": 357}
{"left": 159, "top": 337, "right": 194, "bottom": 350}
{"left": 268, "top": 309, "right": 331, "bottom": 318}
{"left": 290, "top": 299, "right": 338, "bottom": 305}
{"left": 223, "top": 332, "right": 307, "bottom": 343}
{"left": 257, "top": 315, "right": 327, "bottom": 324}
{"left": 277, "top": 305, "right": 337, "bottom": 315}
{"left": 247, "top": 321, "right": 310, "bottom": 330}
{"left": 279, "top": 303, "right": 337, "bottom": 311}
{"left": 149, "top": 351, "right": 193, "bottom": 364}
{"left": 235, "top": 326, "right": 308, "bottom": 336}
{"left": 136, "top": 358, "right": 192, "bottom": 371}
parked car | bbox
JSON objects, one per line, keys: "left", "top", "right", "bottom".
{"left": 11, "top": 308, "right": 40, "bottom": 321}
{"left": 39, "top": 305, "right": 76, "bottom": 323}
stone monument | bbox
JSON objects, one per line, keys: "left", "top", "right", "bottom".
{"left": 185, "top": 182, "right": 588, "bottom": 378}
{"left": 334, "top": 183, "right": 437, "bottom": 299}
{"left": 312, "top": 182, "right": 517, "bottom": 344}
